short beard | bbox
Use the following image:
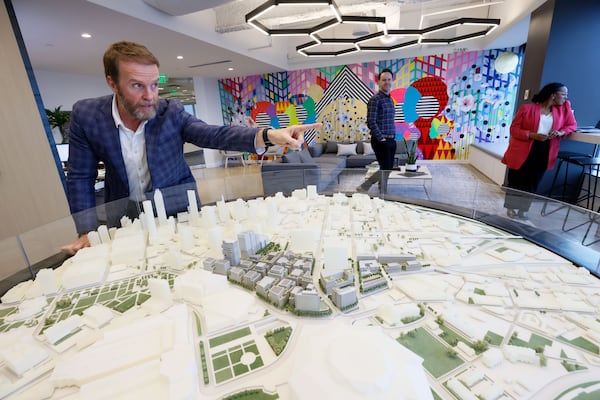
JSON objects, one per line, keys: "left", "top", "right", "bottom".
{"left": 117, "top": 90, "right": 158, "bottom": 121}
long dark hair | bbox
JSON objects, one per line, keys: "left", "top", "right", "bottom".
{"left": 531, "top": 82, "right": 565, "bottom": 104}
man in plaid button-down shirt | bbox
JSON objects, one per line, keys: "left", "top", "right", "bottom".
{"left": 357, "top": 68, "right": 396, "bottom": 193}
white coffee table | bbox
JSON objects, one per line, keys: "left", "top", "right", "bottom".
{"left": 387, "top": 165, "right": 433, "bottom": 197}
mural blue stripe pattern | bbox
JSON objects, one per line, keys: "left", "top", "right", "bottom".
{"left": 415, "top": 96, "right": 440, "bottom": 119}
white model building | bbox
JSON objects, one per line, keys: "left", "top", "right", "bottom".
{"left": 61, "top": 257, "right": 108, "bottom": 291}
{"left": 187, "top": 189, "right": 199, "bottom": 220}
{"left": 0, "top": 333, "right": 49, "bottom": 377}
{"left": 376, "top": 303, "right": 420, "bottom": 325}
{"left": 322, "top": 238, "right": 349, "bottom": 270}
{"left": 34, "top": 268, "right": 59, "bottom": 295}
{"left": 447, "top": 378, "right": 479, "bottom": 400}
{"left": 255, "top": 275, "right": 277, "bottom": 297}
{"left": 268, "top": 265, "right": 286, "bottom": 279}
{"left": 173, "top": 269, "right": 227, "bottom": 304}
{"left": 50, "top": 304, "right": 198, "bottom": 399}
{"left": 361, "top": 274, "right": 387, "bottom": 292}
{"left": 479, "top": 383, "right": 504, "bottom": 400}
{"left": 142, "top": 278, "right": 173, "bottom": 313}
{"left": 288, "top": 286, "right": 303, "bottom": 305}
{"left": 253, "top": 261, "right": 268, "bottom": 275}
{"left": 502, "top": 344, "right": 538, "bottom": 364}
{"left": 177, "top": 224, "right": 194, "bottom": 251}
{"left": 228, "top": 266, "right": 245, "bottom": 284}
{"left": 4, "top": 296, "right": 47, "bottom": 321}
{"left": 290, "top": 228, "right": 320, "bottom": 253}
{"left": 202, "top": 257, "right": 216, "bottom": 272}
{"left": 82, "top": 304, "right": 114, "bottom": 328}
{"left": 278, "top": 278, "right": 294, "bottom": 290}
{"left": 288, "top": 323, "right": 433, "bottom": 400}
{"left": 443, "top": 309, "right": 485, "bottom": 342}
{"left": 459, "top": 368, "right": 484, "bottom": 387}
{"left": 268, "top": 285, "right": 288, "bottom": 308}
{"left": 242, "top": 270, "right": 261, "bottom": 289}
{"left": 332, "top": 285, "right": 357, "bottom": 309}
{"left": 222, "top": 239, "right": 241, "bottom": 267}
{"left": 289, "top": 268, "right": 303, "bottom": 283}
{"left": 295, "top": 288, "right": 320, "bottom": 312}
{"left": 394, "top": 275, "right": 454, "bottom": 301}
{"left": 320, "top": 269, "right": 354, "bottom": 295}
{"left": 213, "top": 259, "right": 231, "bottom": 275}
{"left": 237, "top": 230, "right": 261, "bottom": 257}
{"left": 456, "top": 341, "right": 476, "bottom": 358}
{"left": 358, "top": 258, "right": 380, "bottom": 274}
{"left": 44, "top": 315, "right": 82, "bottom": 345}
{"left": 153, "top": 188, "right": 168, "bottom": 226}
{"left": 162, "top": 250, "right": 185, "bottom": 271}
{"left": 110, "top": 229, "right": 146, "bottom": 267}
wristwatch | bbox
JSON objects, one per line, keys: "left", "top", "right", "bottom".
{"left": 262, "top": 128, "right": 273, "bottom": 147}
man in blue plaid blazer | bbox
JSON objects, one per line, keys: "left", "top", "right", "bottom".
{"left": 63, "top": 41, "right": 319, "bottom": 254}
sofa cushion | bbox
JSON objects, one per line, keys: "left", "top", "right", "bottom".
{"left": 325, "top": 141, "right": 338, "bottom": 154}
{"left": 362, "top": 142, "right": 375, "bottom": 156}
{"left": 299, "top": 148, "right": 316, "bottom": 164}
{"left": 282, "top": 151, "right": 302, "bottom": 164}
{"left": 356, "top": 141, "right": 364, "bottom": 154}
{"left": 308, "top": 142, "right": 324, "bottom": 157}
{"left": 337, "top": 143, "right": 357, "bottom": 156}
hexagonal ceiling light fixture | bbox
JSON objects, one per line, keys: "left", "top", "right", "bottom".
{"left": 245, "top": 0, "right": 342, "bottom": 36}
{"left": 245, "top": 1, "right": 500, "bottom": 57}
{"left": 420, "top": 17, "right": 500, "bottom": 45}
{"left": 296, "top": 16, "right": 500, "bottom": 57}
{"left": 297, "top": 15, "right": 386, "bottom": 57}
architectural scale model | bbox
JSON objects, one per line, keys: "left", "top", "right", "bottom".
{"left": 1, "top": 186, "right": 599, "bottom": 400}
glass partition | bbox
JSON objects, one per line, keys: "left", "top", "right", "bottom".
{"left": 2, "top": 165, "right": 598, "bottom": 293}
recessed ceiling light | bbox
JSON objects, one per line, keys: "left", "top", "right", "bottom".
{"left": 176, "top": 55, "right": 183, "bottom": 60}
{"left": 228, "top": 67, "right": 234, "bottom": 71}
{"left": 81, "top": 33, "right": 92, "bottom": 38}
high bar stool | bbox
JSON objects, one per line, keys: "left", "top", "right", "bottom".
{"left": 561, "top": 156, "right": 600, "bottom": 245}
{"left": 540, "top": 150, "right": 592, "bottom": 216}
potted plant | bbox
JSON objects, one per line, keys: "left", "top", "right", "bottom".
{"left": 404, "top": 138, "right": 418, "bottom": 172}
{"left": 45, "top": 105, "right": 70, "bottom": 144}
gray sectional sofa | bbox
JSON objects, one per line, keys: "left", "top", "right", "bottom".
{"left": 261, "top": 140, "right": 410, "bottom": 196}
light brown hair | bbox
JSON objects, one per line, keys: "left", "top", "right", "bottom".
{"left": 103, "top": 41, "right": 160, "bottom": 83}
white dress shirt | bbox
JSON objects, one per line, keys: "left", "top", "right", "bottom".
{"left": 111, "top": 96, "right": 151, "bottom": 201}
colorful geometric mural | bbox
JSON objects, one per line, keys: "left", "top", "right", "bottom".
{"left": 218, "top": 46, "right": 524, "bottom": 161}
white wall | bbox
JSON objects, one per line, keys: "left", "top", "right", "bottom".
{"left": 193, "top": 76, "right": 225, "bottom": 167}
{"left": 193, "top": 76, "right": 223, "bottom": 124}
{"left": 35, "top": 69, "right": 110, "bottom": 110}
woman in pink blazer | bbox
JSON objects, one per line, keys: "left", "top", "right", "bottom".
{"left": 501, "top": 82, "right": 577, "bottom": 219}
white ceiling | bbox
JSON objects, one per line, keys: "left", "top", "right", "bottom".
{"left": 12, "top": 0, "right": 545, "bottom": 81}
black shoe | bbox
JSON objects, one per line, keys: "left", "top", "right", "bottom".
{"left": 517, "top": 210, "right": 529, "bottom": 220}
{"left": 356, "top": 186, "right": 368, "bottom": 193}
{"left": 506, "top": 209, "right": 518, "bottom": 219}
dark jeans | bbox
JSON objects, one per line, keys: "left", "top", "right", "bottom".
{"left": 504, "top": 140, "right": 549, "bottom": 212}
{"left": 359, "top": 138, "right": 396, "bottom": 192}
